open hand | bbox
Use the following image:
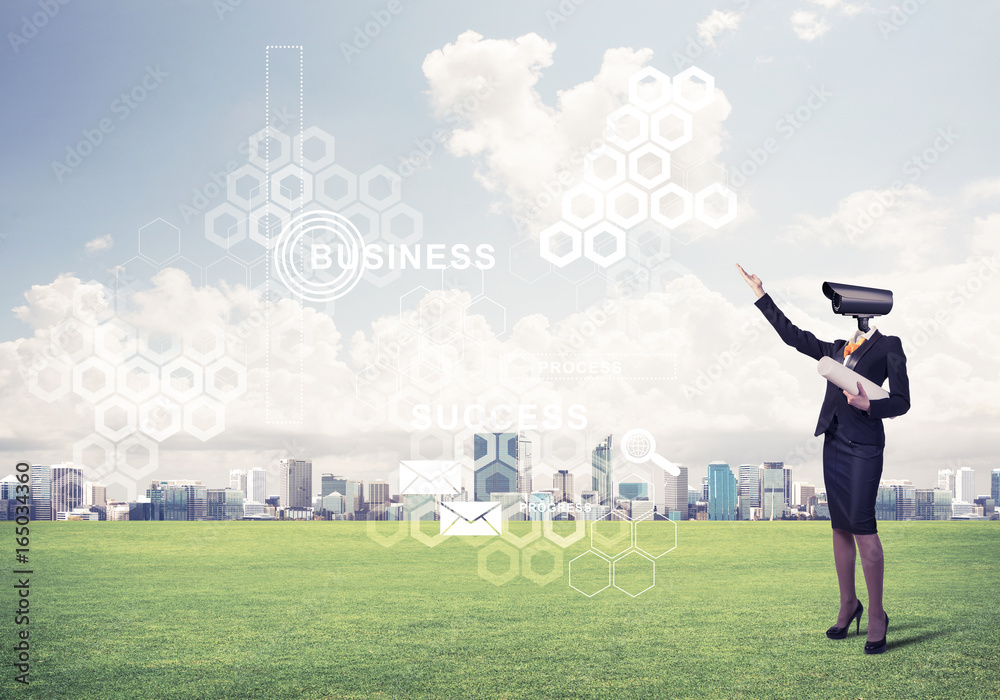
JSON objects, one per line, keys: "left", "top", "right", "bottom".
{"left": 736, "top": 263, "right": 765, "bottom": 299}
{"left": 844, "top": 382, "right": 871, "bottom": 412}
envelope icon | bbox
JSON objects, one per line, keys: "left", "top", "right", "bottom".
{"left": 399, "top": 460, "right": 462, "bottom": 495}
{"left": 440, "top": 501, "right": 502, "bottom": 536}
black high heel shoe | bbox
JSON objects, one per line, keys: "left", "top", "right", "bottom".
{"left": 864, "top": 613, "right": 889, "bottom": 655}
{"left": 826, "top": 601, "right": 863, "bottom": 639}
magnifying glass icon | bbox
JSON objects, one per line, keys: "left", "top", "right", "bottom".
{"left": 621, "top": 428, "right": 680, "bottom": 476}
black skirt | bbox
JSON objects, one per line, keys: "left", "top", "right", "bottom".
{"left": 822, "top": 419, "right": 884, "bottom": 535}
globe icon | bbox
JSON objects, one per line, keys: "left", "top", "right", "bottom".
{"left": 626, "top": 432, "right": 651, "bottom": 458}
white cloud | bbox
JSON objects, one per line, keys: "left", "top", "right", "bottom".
{"left": 791, "top": 1, "right": 875, "bottom": 41}
{"left": 697, "top": 9, "right": 743, "bottom": 48}
{"left": 84, "top": 234, "right": 114, "bottom": 254}
{"left": 791, "top": 10, "right": 831, "bottom": 40}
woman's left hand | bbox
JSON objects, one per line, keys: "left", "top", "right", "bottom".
{"left": 844, "top": 382, "right": 871, "bottom": 412}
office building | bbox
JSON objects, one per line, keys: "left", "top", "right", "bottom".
{"left": 708, "top": 462, "right": 738, "bottom": 521}
{"left": 51, "top": 464, "right": 84, "bottom": 520}
{"left": 992, "top": 469, "right": 1000, "bottom": 504}
{"left": 792, "top": 482, "right": 816, "bottom": 509}
{"left": 885, "top": 480, "right": 916, "bottom": 520}
{"left": 664, "top": 466, "right": 688, "bottom": 521}
{"left": 279, "top": 459, "right": 313, "bottom": 509}
{"left": 474, "top": 433, "right": 518, "bottom": 501}
{"left": 783, "top": 467, "right": 793, "bottom": 507}
{"left": 30, "top": 465, "right": 52, "bottom": 521}
{"left": 915, "top": 488, "right": 952, "bottom": 521}
{"left": 738, "top": 465, "right": 760, "bottom": 520}
{"left": 592, "top": 435, "right": 614, "bottom": 507}
{"left": 701, "top": 476, "right": 709, "bottom": 502}
{"left": 761, "top": 462, "right": 785, "bottom": 520}
{"left": 875, "top": 485, "right": 896, "bottom": 521}
{"left": 247, "top": 467, "right": 267, "bottom": 503}
{"left": 528, "top": 492, "right": 554, "bottom": 521}
{"left": 619, "top": 482, "right": 649, "bottom": 501}
{"left": 368, "top": 479, "right": 390, "bottom": 520}
{"left": 207, "top": 488, "right": 244, "bottom": 520}
{"left": 490, "top": 491, "right": 527, "bottom": 520}
{"left": 229, "top": 469, "right": 247, "bottom": 496}
{"left": 322, "top": 475, "right": 364, "bottom": 515}
{"left": 84, "top": 482, "right": 108, "bottom": 507}
{"left": 516, "top": 432, "right": 533, "bottom": 494}
{"left": 553, "top": 470, "right": 574, "bottom": 504}
{"left": 955, "top": 467, "right": 975, "bottom": 504}
{"left": 938, "top": 468, "right": 956, "bottom": 496}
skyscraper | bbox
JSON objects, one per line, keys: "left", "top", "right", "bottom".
{"left": 955, "top": 467, "right": 975, "bottom": 504}
{"left": 553, "top": 470, "right": 574, "bottom": 504}
{"left": 619, "top": 482, "right": 649, "bottom": 501}
{"left": 708, "top": 462, "right": 737, "bottom": 521}
{"left": 30, "top": 465, "right": 52, "bottom": 521}
{"left": 51, "top": 464, "right": 84, "bottom": 519}
{"left": 474, "top": 433, "right": 518, "bottom": 502}
{"left": 792, "top": 482, "right": 816, "bottom": 508}
{"left": 516, "top": 432, "right": 533, "bottom": 494}
{"left": 592, "top": 435, "right": 613, "bottom": 507}
{"left": 783, "top": 467, "right": 793, "bottom": 507}
{"left": 368, "top": 479, "right": 390, "bottom": 520}
{"left": 938, "top": 468, "right": 956, "bottom": 496}
{"left": 322, "top": 475, "right": 363, "bottom": 515}
{"left": 84, "top": 482, "right": 107, "bottom": 507}
{"left": 279, "top": 459, "right": 313, "bottom": 509}
{"left": 664, "top": 466, "right": 688, "bottom": 520}
{"left": 229, "top": 469, "right": 247, "bottom": 496}
{"left": 738, "top": 464, "right": 760, "bottom": 520}
{"left": 992, "top": 469, "right": 999, "bottom": 504}
{"left": 761, "top": 462, "right": 785, "bottom": 520}
{"left": 247, "top": 467, "right": 267, "bottom": 503}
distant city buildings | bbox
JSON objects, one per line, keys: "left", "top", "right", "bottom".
{"left": 280, "top": 459, "right": 313, "bottom": 510}
{"left": 707, "top": 462, "right": 737, "bottom": 521}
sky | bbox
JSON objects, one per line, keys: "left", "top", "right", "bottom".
{"left": 1, "top": 0, "right": 998, "bottom": 503}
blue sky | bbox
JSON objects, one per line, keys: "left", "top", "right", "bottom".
{"left": 2, "top": 0, "right": 998, "bottom": 500}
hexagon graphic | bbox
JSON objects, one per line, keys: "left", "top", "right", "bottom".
{"left": 628, "top": 143, "right": 671, "bottom": 190}
{"left": 628, "top": 66, "right": 671, "bottom": 112}
{"left": 584, "top": 222, "right": 628, "bottom": 268}
{"left": 247, "top": 125, "right": 292, "bottom": 171}
{"left": 160, "top": 357, "right": 204, "bottom": 404}
{"left": 71, "top": 281, "right": 113, "bottom": 325}
{"left": 381, "top": 203, "right": 423, "bottom": 246}
{"left": 539, "top": 221, "right": 582, "bottom": 268}
{"left": 138, "top": 329, "right": 182, "bottom": 364}
{"left": 94, "top": 395, "right": 138, "bottom": 442}
{"left": 583, "top": 145, "right": 627, "bottom": 189}
{"left": 634, "top": 513, "right": 679, "bottom": 559}
{"left": 248, "top": 204, "right": 289, "bottom": 248}
{"left": 73, "top": 433, "right": 116, "bottom": 479}
{"left": 568, "top": 551, "right": 612, "bottom": 597}
{"left": 183, "top": 396, "right": 225, "bottom": 441}
{"left": 591, "top": 511, "right": 634, "bottom": 559}
{"left": 138, "top": 396, "right": 183, "bottom": 442}
{"left": 355, "top": 364, "right": 399, "bottom": 410}
{"left": 49, "top": 318, "right": 95, "bottom": 364}
{"left": 650, "top": 105, "right": 694, "bottom": 151}
{"left": 605, "top": 104, "right": 649, "bottom": 152}
{"left": 115, "top": 433, "right": 159, "bottom": 481}
{"left": 205, "top": 357, "right": 247, "bottom": 403}
{"left": 315, "top": 164, "right": 358, "bottom": 210}
{"left": 359, "top": 165, "right": 402, "bottom": 211}
{"left": 293, "top": 126, "right": 336, "bottom": 172}
{"left": 226, "top": 164, "right": 267, "bottom": 211}
{"left": 562, "top": 183, "right": 604, "bottom": 229}
{"left": 270, "top": 164, "right": 314, "bottom": 211}
{"left": 137, "top": 218, "right": 181, "bottom": 264}
{"left": 116, "top": 357, "right": 160, "bottom": 404}
{"left": 365, "top": 517, "right": 409, "bottom": 548}
{"left": 651, "top": 183, "right": 694, "bottom": 229}
{"left": 478, "top": 541, "right": 520, "bottom": 586}
{"left": 465, "top": 296, "right": 506, "bottom": 339}
{"left": 94, "top": 318, "right": 137, "bottom": 363}
{"left": 183, "top": 324, "right": 226, "bottom": 365}
{"left": 612, "top": 549, "right": 656, "bottom": 597}
{"left": 72, "top": 357, "right": 116, "bottom": 403}
{"left": 605, "top": 183, "right": 648, "bottom": 230}
{"left": 28, "top": 358, "right": 72, "bottom": 403}
{"left": 672, "top": 66, "right": 716, "bottom": 112}
{"left": 694, "top": 183, "right": 738, "bottom": 229}
{"left": 542, "top": 517, "right": 588, "bottom": 548}
{"left": 500, "top": 516, "right": 543, "bottom": 549}
{"left": 342, "top": 201, "right": 380, "bottom": 244}
{"left": 509, "top": 238, "right": 551, "bottom": 284}
{"left": 521, "top": 540, "right": 563, "bottom": 586}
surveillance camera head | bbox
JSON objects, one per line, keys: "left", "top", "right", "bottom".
{"left": 822, "top": 281, "right": 893, "bottom": 332}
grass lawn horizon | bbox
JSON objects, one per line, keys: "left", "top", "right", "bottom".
{"left": 4, "top": 520, "right": 998, "bottom": 699}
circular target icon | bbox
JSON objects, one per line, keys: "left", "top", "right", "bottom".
{"left": 273, "top": 209, "right": 366, "bottom": 302}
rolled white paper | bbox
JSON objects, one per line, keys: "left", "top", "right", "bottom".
{"left": 817, "top": 356, "right": 890, "bottom": 400}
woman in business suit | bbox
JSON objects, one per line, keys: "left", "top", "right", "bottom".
{"left": 736, "top": 264, "right": 910, "bottom": 654}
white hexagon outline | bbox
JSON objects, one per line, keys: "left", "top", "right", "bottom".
{"left": 293, "top": 126, "right": 336, "bottom": 172}
{"left": 94, "top": 395, "right": 138, "bottom": 442}
{"left": 49, "top": 318, "right": 95, "bottom": 364}
{"left": 584, "top": 222, "right": 628, "bottom": 268}
{"left": 73, "top": 432, "right": 115, "bottom": 478}
{"left": 539, "top": 221, "right": 583, "bottom": 268}
{"left": 672, "top": 66, "right": 716, "bottom": 112}
{"left": 500, "top": 514, "right": 543, "bottom": 549}
{"left": 365, "top": 516, "right": 410, "bottom": 548}
{"left": 520, "top": 539, "right": 564, "bottom": 586}
{"left": 355, "top": 363, "right": 399, "bottom": 410}
{"left": 628, "top": 66, "right": 672, "bottom": 112}
{"left": 71, "top": 356, "right": 116, "bottom": 404}
{"left": 248, "top": 126, "right": 292, "bottom": 171}
{"left": 694, "top": 183, "right": 738, "bottom": 229}
{"left": 605, "top": 183, "right": 649, "bottom": 230}
{"left": 138, "top": 329, "right": 182, "bottom": 364}
{"left": 204, "top": 203, "right": 248, "bottom": 250}
{"left": 562, "top": 183, "right": 605, "bottom": 229}
{"left": 160, "top": 356, "right": 205, "bottom": 404}
{"left": 583, "top": 145, "right": 628, "bottom": 190}
{"left": 137, "top": 218, "right": 181, "bottom": 264}
{"left": 408, "top": 498, "right": 448, "bottom": 548}
{"left": 138, "top": 397, "right": 183, "bottom": 442}
{"left": 93, "top": 318, "right": 137, "bottom": 364}
{"left": 650, "top": 105, "right": 694, "bottom": 151}
{"left": 270, "top": 164, "right": 314, "bottom": 211}
{"left": 650, "top": 183, "right": 694, "bottom": 229}
{"left": 633, "top": 510, "right": 679, "bottom": 559}
{"left": 314, "top": 163, "right": 358, "bottom": 210}
{"left": 605, "top": 104, "right": 649, "bottom": 152}
{"left": 116, "top": 356, "right": 160, "bottom": 404}
{"left": 204, "top": 356, "right": 247, "bottom": 403}
{"left": 612, "top": 548, "right": 657, "bottom": 597}
{"left": 477, "top": 540, "right": 520, "bottom": 586}
{"left": 248, "top": 203, "right": 290, "bottom": 249}
{"left": 568, "top": 550, "right": 612, "bottom": 597}
{"left": 341, "top": 201, "right": 381, "bottom": 245}
{"left": 183, "top": 324, "right": 227, "bottom": 366}
{"left": 359, "top": 165, "right": 402, "bottom": 211}
{"left": 590, "top": 510, "right": 634, "bottom": 560}
{"left": 183, "top": 395, "right": 225, "bottom": 442}
{"left": 28, "top": 358, "right": 72, "bottom": 403}
{"left": 628, "top": 143, "right": 672, "bottom": 190}
{"left": 381, "top": 203, "right": 423, "bottom": 246}
{"left": 226, "top": 164, "right": 267, "bottom": 211}
{"left": 114, "top": 432, "right": 159, "bottom": 481}
{"left": 542, "top": 516, "right": 588, "bottom": 548}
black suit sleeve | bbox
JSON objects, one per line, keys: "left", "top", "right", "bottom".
{"left": 754, "top": 293, "right": 837, "bottom": 361}
{"left": 867, "top": 336, "right": 910, "bottom": 420}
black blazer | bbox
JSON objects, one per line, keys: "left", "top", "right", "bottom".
{"left": 755, "top": 293, "right": 910, "bottom": 446}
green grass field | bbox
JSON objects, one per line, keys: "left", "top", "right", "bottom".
{"left": 3, "top": 520, "right": 998, "bottom": 699}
